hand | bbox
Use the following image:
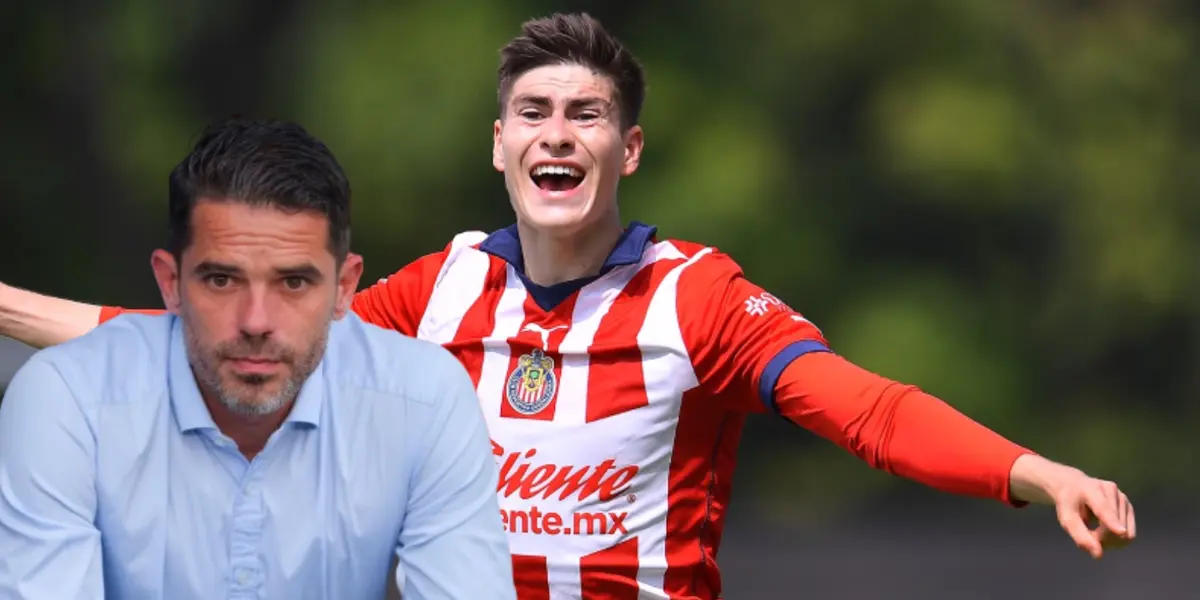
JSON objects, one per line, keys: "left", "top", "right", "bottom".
{"left": 1009, "top": 454, "right": 1136, "bottom": 559}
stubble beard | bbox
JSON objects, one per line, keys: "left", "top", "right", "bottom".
{"left": 184, "top": 318, "right": 330, "bottom": 417}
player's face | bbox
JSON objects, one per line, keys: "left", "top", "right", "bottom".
{"left": 150, "top": 200, "right": 362, "bottom": 416}
{"left": 493, "top": 63, "right": 644, "bottom": 236}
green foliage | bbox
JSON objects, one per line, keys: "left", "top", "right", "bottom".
{"left": 1, "top": 0, "right": 1195, "bottom": 516}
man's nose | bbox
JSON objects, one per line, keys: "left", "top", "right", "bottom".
{"left": 238, "top": 286, "right": 274, "bottom": 338}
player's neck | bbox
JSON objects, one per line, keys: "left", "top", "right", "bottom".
{"left": 518, "top": 218, "right": 624, "bottom": 287}
{"left": 201, "top": 391, "right": 291, "bottom": 461}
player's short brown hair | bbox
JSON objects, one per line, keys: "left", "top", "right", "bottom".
{"left": 497, "top": 13, "right": 646, "bottom": 130}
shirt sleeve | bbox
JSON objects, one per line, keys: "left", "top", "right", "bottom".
{"left": 774, "top": 351, "right": 1035, "bottom": 505}
{"left": 678, "top": 250, "right": 832, "bottom": 412}
{"left": 0, "top": 356, "right": 104, "bottom": 598}
{"left": 394, "top": 351, "right": 515, "bottom": 600}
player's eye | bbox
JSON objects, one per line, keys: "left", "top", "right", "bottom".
{"left": 519, "top": 108, "right": 544, "bottom": 121}
{"left": 575, "top": 111, "right": 599, "bottom": 122}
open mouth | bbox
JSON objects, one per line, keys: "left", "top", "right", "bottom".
{"left": 530, "top": 164, "right": 585, "bottom": 193}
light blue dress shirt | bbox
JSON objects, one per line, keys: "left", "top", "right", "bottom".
{"left": 0, "top": 312, "right": 515, "bottom": 599}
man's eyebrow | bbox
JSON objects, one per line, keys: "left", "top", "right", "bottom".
{"left": 192, "top": 261, "right": 242, "bottom": 276}
{"left": 191, "top": 262, "right": 323, "bottom": 280}
{"left": 275, "top": 264, "right": 324, "bottom": 280}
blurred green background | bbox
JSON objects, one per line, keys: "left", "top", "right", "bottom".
{"left": 0, "top": 0, "right": 1196, "bottom": 597}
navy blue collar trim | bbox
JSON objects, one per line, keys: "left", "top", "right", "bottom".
{"left": 478, "top": 221, "right": 658, "bottom": 312}
{"left": 478, "top": 221, "right": 658, "bottom": 276}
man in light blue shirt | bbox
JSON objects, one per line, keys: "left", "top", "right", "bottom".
{"left": 0, "top": 118, "right": 515, "bottom": 599}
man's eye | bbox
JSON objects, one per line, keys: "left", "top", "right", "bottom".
{"left": 576, "top": 112, "right": 599, "bottom": 121}
{"left": 283, "top": 277, "right": 307, "bottom": 291}
{"left": 520, "top": 109, "right": 544, "bottom": 120}
{"left": 208, "top": 275, "right": 230, "bottom": 288}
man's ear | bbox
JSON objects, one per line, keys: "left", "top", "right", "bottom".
{"left": 334, "top": 253, "right": 364, "bottom": 319}
{"left": 150, "top": 249, "right": 182, "bottom": 313}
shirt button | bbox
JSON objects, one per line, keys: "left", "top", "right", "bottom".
{"left": 235, "top": 569, "right": 250, "bottom": 584}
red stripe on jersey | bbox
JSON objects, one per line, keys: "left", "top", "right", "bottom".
{"left": 579, "top": 537, "right": 640, "bottom": 599}
{"left": 585, "top": 257, "right": 687, "bottom": 423}
{"left": 443, "top": 256, "right": 510, "bottom": 388}
{"left": 662, "top": 388, "right": 744, "bottom": 598}
{"left": 511, "top": 554, "right": 550, "bottom": 600}
{"left": 499, "top": 294, "right": 578, "bottom": 421}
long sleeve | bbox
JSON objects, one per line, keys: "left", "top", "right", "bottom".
{"left": 395, "top": 353, "right": 515, "bottom": 600}
{"left": 774, "top": 351, "right": 1034, "bottom": 505}
{"left": 0, "top": 357, "right": 104, "bottom": 598}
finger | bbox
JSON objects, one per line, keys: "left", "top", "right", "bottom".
{"left": 1123, "top": 493, "right": 1136, "bottom": 539}
{"left": 1058, "top": 506, "right": 1102, "bottom": 558}
{"left": 1088, "top": 487, "right": 1126, "bottom": 535}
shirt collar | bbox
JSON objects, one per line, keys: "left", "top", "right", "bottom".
{"left": 168, "top": 315, "right": 324, "bottom": 433}
{"left": 478, "top": 221, "right": 658, "bottom": 274}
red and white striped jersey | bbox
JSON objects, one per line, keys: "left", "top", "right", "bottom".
{"left": 351, "top": 223, "right": 830, "bottom": 599}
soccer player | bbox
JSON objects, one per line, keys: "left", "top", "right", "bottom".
{"left": 0, "top": 118, "right": 514, "bottom": 599}
{"left": 0, "top": 13, "right": 1134, "bottom": 600}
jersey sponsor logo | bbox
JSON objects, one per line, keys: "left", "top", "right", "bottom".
{"left": 505, "top": 349, "right": 557, "bottom": 415}
{"left": 492, "top": 441, "right": 638, "bottom": 536}
{"left": 744, "top": 291, "right": 814, "bottom": 326}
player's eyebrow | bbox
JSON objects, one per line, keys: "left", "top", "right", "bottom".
{"left": 512, "top": 94, "right": 611, "bottom": 112}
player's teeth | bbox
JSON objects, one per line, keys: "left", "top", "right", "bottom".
{"left": 532, "top": 165, "right": 583, "bottom": 178}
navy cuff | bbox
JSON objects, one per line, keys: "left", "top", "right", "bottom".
{"left": 757, "top": 340, "right": 831, "bottom": 412}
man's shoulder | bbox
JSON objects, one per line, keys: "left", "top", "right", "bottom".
{"left": 326, "top": 313, "right": 468, "bottom": 400}
{"left": 27, "top": 312, "right": 172, "bottom": 406}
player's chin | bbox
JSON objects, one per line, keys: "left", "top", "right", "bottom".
{"left": 518, "top": 194, "right": 593, "bottom": 229}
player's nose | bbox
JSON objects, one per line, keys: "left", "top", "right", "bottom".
{"left": 539, "top": 113, "right": 574, "bottom": 154}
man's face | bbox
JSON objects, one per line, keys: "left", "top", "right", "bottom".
{"left": 493, "top": 63, "right": 644, "bottom": 236}
{"left": 151, "top": 200, "right": 362, "bottom": 416}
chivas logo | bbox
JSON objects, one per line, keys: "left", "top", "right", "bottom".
{"left": 505, "top": 348, "right": 557, "bottom": 415}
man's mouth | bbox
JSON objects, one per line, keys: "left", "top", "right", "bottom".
{"left": 530, "top": 164, "right": 585, "bottom": 193}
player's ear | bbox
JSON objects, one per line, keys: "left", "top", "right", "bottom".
{"left": 149, "top": 249, "right": 182, "bottom": 313}
{"left": 334, "top": 252, "right": 364, "bottom": 320}
{"left": 621, "top": 125, "right": 644, "bottom": 176}
{"left": 492, "top": 119, "right": 505, "bottom": 172}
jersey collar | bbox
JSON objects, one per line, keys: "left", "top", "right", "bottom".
{"left": 479, "top": 220, "right": 659, "bottom": 276}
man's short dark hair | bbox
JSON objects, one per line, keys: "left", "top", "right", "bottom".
{"left": 166, "top": 118, "right": 351, "bottom": 263}
{"left": 497, "top": 13, "right": 646, "bottom": 130}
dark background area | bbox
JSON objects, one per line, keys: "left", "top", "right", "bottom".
{"left": 1, "top": 0, "right": 1196, "bottom": 597}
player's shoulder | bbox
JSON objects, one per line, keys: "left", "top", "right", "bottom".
{"left": 325, "top": 312, "right": 469, "bottom": 403}
{"left": 26, "top": 312, "right": 172, "bottom": 409}
{"left": 656, "top": 236, "right": 747, "bottom": 280}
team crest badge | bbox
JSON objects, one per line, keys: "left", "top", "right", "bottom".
{"left": 505, "top": 349, "right": 557, "bottom": 415}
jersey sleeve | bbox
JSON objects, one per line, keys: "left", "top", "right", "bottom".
{"left": 677, "top": 250, "right": 832, "bottom": 413}
{"left": 349, "top": 250, "right": 448, "bottom": 337}
{"left": 774, "top": 352, "right": 1034, "bottom": 505}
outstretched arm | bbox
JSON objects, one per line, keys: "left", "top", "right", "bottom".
{"left": 0, "top": 283, "right": 108, "bottom": 349}
{"left": 677, "top": 251, "right": 1136, "bottom": 560}
{"left": 774, "top": 354, "right": 1135, "bottom": 558}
